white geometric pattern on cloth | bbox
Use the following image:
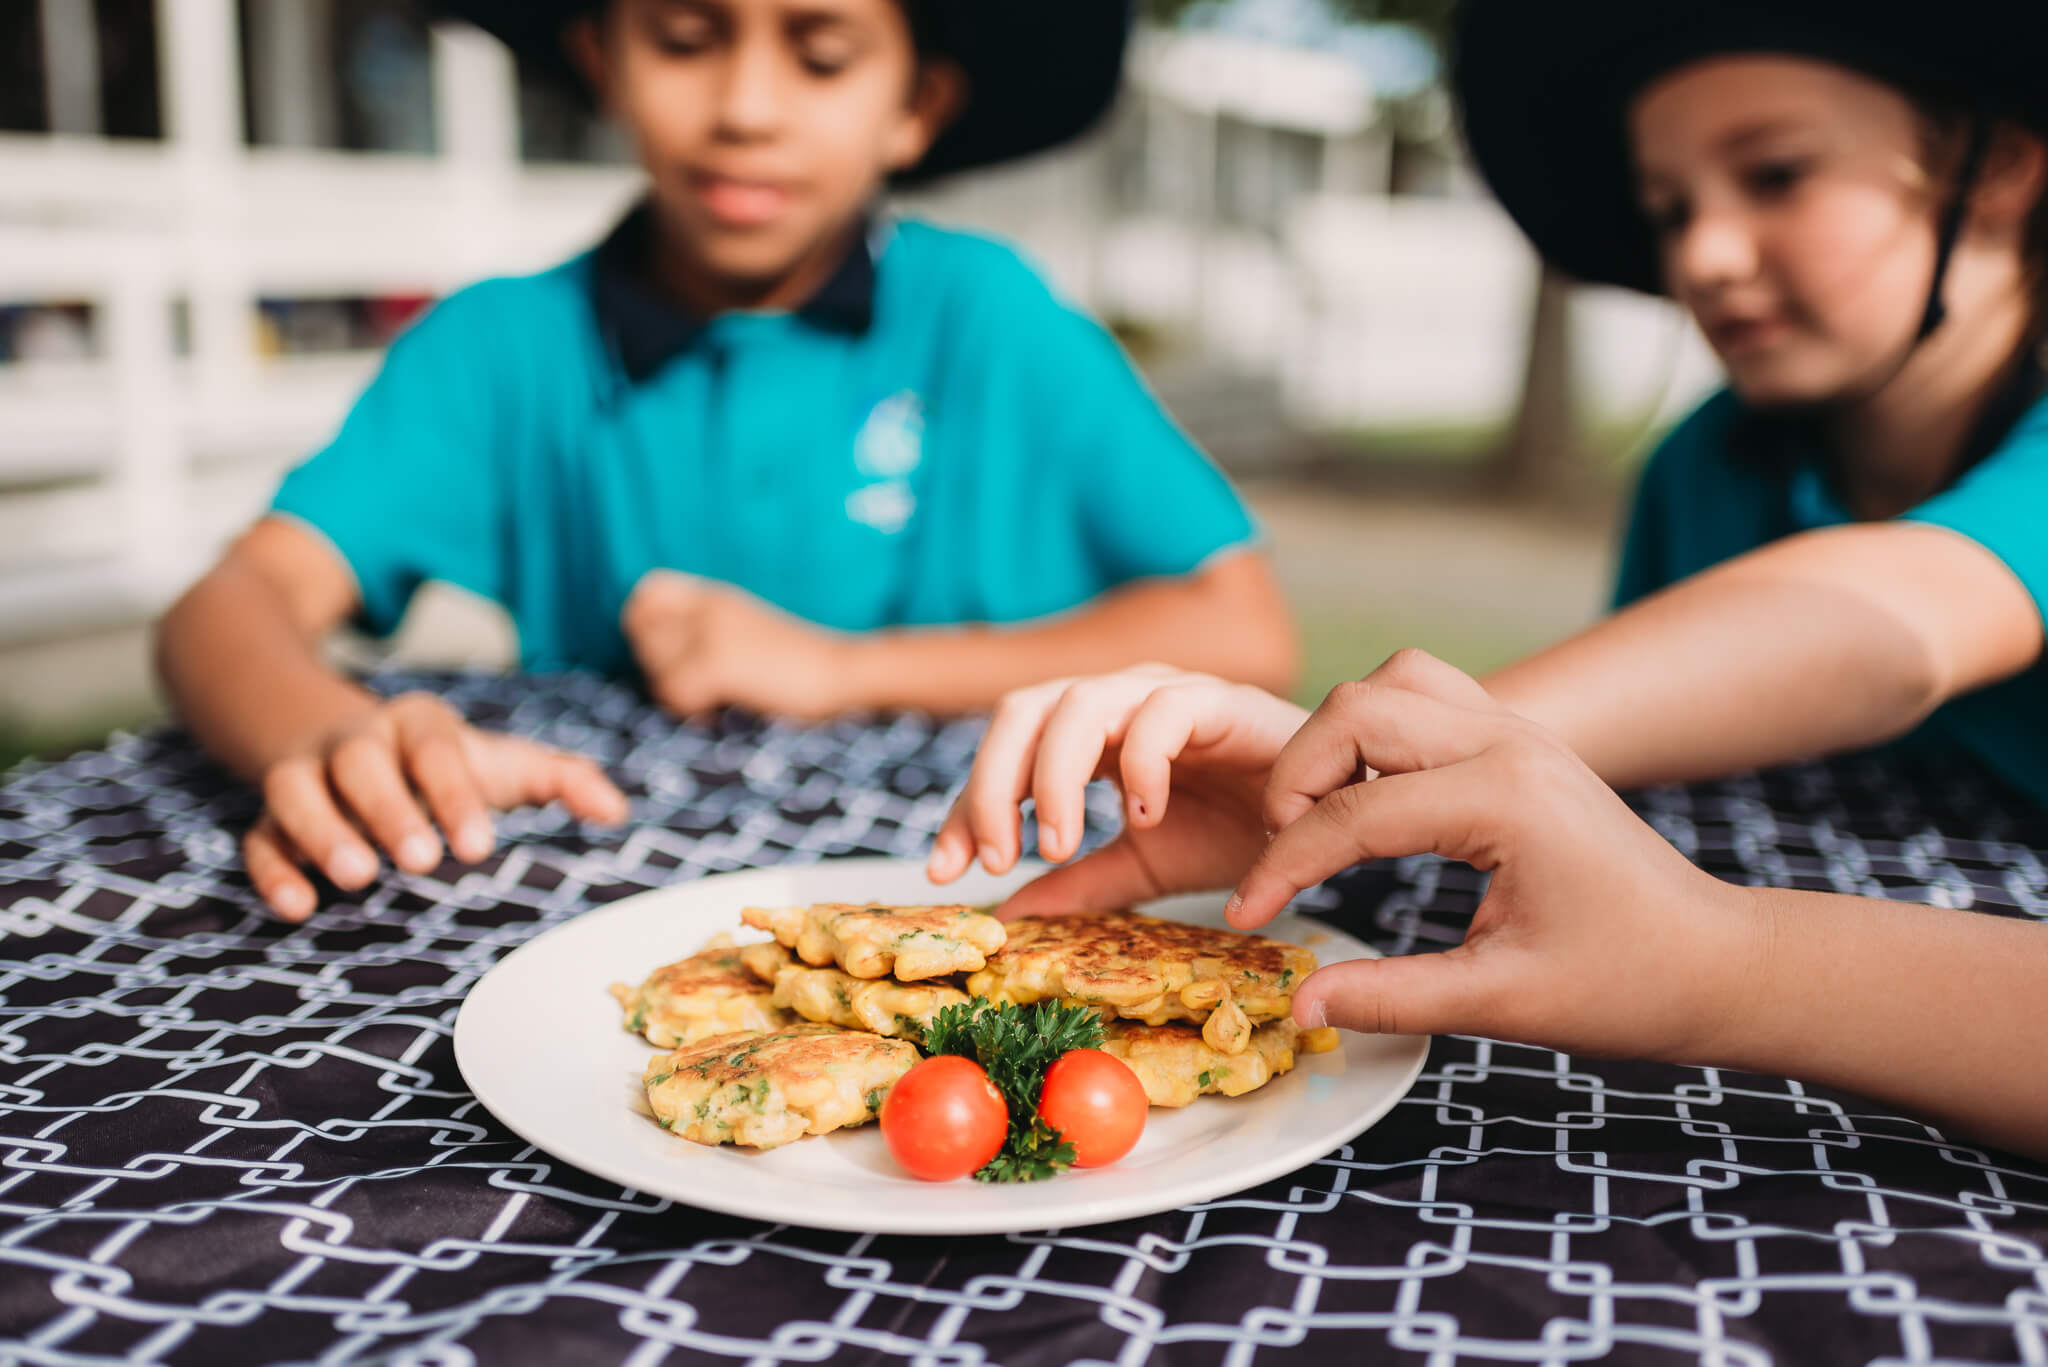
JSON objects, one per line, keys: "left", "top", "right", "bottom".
{"left": 2, "top": 670, "right": 2047, "bottom": 1366}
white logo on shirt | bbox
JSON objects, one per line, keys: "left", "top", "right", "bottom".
{"left": 847, "top": 390, "right": 922, "bottom": 534}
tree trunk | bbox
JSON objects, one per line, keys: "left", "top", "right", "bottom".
{"left": 1495, "top": 268, "right": 1580, "bottom": 498}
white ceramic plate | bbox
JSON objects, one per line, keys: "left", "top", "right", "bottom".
{"left": 455, "top": 856, "right": 1429, "bottom": 1235}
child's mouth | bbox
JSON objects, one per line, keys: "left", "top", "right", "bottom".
{"left": 690, "top": 173, "right": 793, "bottom": 228}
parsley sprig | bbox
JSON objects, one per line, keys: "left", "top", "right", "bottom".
{"left": 922, "top": 997, "right": 1105, "bottom": 1182}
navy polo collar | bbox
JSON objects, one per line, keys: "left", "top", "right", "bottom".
{"left": 589, "top": 200, "right": 878, "bottom": 384}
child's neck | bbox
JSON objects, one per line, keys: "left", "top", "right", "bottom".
{"left": 650, "top": 213, "right": 864, "bottom": 322}
{"left": 1823, "top": 288, "right": 2036, "bottom": 520}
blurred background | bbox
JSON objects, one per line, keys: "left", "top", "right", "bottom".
{"left": 0, "top": 0, "right": 1723, "bottom": 770}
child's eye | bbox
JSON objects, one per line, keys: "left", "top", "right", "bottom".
{"left": 648, "top": 13, "right": 718, "bottom": 55}
{"left": 1743, "top": 160, "right": 1810, "bottom": 199}
{"left": 795, "top": 32, "right": 858, "bottom": 76}
{"left": 1643, "top": 197, "right": 1691, "bottom": 238}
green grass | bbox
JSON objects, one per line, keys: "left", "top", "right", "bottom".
{"left": 0, "top": 706, "right": 161, "bottom": 779}
{"left": 1288, "top": 602, "right": 1559, "bottom": 711}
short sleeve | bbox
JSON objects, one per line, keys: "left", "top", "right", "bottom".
{"left": 1611, "top": 390, "right": 1773, "bottom": 609}
{"left": 1903, "top": 399, "right": 2048, "bottom": 623}
{"left": 1004, "top": 280, "right": 1256, "bottom": 584}
{"left": 270, "top": 285, "right": 511, "bottom": 636}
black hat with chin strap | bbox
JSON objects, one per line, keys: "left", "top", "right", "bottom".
{"left": 436, "top": 0, "right": 1133, "bottom": 185}
{"left": 1451, "top": 0, "right": 2048, "bottom": 330}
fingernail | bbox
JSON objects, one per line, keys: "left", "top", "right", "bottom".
{"left": 460, "top": 817, "right": 493, "bottom": 860}
{"left": 1040, "top": 825, "right": 1064, "bottom": 859}
{"left": 1224, "top": 892, "right": 1244, "bottom": 923}
{"left": 400, "top": 833, "right": 440, "bottom": 870}
{"left": 333, "top": 847, "right": 376, "bottom": 885}
{"left": 274, "top": 886, "right": 313, "bottom": 921}
{"left": 978, "top": 844, "right": 1002, "bottom": 872}
{"left": 1307, "top": 998, "right": 1330, "bottom": 1029}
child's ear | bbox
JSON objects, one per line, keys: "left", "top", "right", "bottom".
{"left": 565, "top": 15, "right": 615, "bottom": 115}
{"left": 1972, "top": 122, "right": 2048, "bottom": 234}
{"left": 884, "top": 59, "right": 968, "bottom": 174}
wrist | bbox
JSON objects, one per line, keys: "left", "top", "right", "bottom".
{"left": 1671, "top": 878, "right": 1784, "bottom": 1069}
{"left": 829, "top": 631, "right": 885, "bottom": 713}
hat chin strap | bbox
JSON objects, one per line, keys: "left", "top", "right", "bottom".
{"left": 1786, "top": 114, "right": 1993, "bottom": 421}
{"left": 1914, "top": 116, "right": 1991, "bottom": 341}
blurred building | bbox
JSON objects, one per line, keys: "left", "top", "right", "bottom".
{"left": 0, "top": 0, "right": 1717, "bottom": 734}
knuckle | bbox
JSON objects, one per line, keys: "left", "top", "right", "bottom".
{"left": 1323, "top": 678, "right": 1374, "bottom": 717}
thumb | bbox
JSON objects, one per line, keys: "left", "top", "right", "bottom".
{"left": 1291, "top": 951, "right": 1495, "bottom": 1038}
{"left": 995, "top": 837, "right": 1172, "bottom": 920}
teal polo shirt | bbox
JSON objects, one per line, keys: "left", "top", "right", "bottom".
{"left": 272, "top": 209, "right": 1258, "bottom": 679}
{"left": 1616, "top": 386, "right": 2048, "bottom": 808}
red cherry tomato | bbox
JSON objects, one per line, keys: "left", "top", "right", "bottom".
{"left": 880, "top": 1056, "right": 1008, "bottom": 1181}
{"left": 1037, "top": 1049, "right": 1148, "bottom": 1168}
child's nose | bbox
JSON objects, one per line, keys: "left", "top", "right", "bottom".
{"left": 1671, "top": 208, "right": 1761, "bottom": 295}
{"left": 713, "top": 40, "right": 788, "bottom": 140}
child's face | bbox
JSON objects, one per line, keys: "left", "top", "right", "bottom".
{"left": 1630, "top": 57, "right": 1944, "bottom": 408}
{"left": 581, "top": 0, "right": 957, "bottom": 291}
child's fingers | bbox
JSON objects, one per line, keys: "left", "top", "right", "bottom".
{"left": 1363, "top": 648, "right": 1506, "bottom": 714}
{"left": 243, "top": 817, "right": 316, "bottom": 923}
{"left": 995, "top": 837, "right": 1166, "bottom": 921}
{"left": 1115, "top": 680, "right": 1251, "bottom": 827}
{"left": 328, "top": 733, "right": 443, "bottom": 875}
{"left": 1262, "top": 684, "right": 1507, "bottom": 837}
{"left": 403, "top": 730, "right": 496, "bottom": 863}
{"left": 546, "top": 751, "right": 631, "bottom": 825}
{"left": 1231, "top": 763, "right": 1494, "bottom": 929}
{"left": 1289, "top": 951, "right": 1499, "bottom": 1040}
{"left": 1028, "top": 678, "right": 1153, "bottom": 862}
{"left": 926, "top": 806, "right": 976, "bottom": 883}
{"left": 263, "top": 757, "right": 380, "bottom": 891}
{"left": 960, "top": 680, "right": 1069, "bottom": 873}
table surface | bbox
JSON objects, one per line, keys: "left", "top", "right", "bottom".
{"left": 3, "top": 671, "right": 2046, "bottom": 1367}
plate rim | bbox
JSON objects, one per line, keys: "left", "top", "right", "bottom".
{"left": 454, "top": 855, "right": 1430, "bottom": 1236}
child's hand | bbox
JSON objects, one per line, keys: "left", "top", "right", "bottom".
{"left": 926, "top": 664, "right": 1310, "bottom": 919}
{"left": 243, "top": 693, "right": 628, "bottom": 923}
{"left": 623, "top": 571, "right": 855, "bottom": 721}
{"left": 1230, "top": 650, "right": 1765, "bottom": 1064}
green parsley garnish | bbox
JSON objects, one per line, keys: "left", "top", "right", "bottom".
{"left": 626, "top": 1008, "right": 648, "bottom": 1033}
{"left": 866, "top": 1087, "right": 886, "bottom": 1113}
{"left": 923, "top": 997, "right": 1105, "bottom": 1182}
{"left": 1197, "top": 1070, "right": 1212, "bottom": 1088}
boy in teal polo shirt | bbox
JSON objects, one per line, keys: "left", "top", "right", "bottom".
{"left": 154, "top": 0, "right": 1297, "bottom": 922}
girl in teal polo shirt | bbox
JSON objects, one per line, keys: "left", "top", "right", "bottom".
{"left": 929, "top": 0, "right": 2048, "bottom": 1157}
{"left": 154, "top": 0, "right": 1297, "bottom": 922}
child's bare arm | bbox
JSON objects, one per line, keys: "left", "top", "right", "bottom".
{"left": 156, "top": 518, "right": 379, "bottom": 782}
{"left": 1483, "top": 521, "right": 2043, "bottom": 790}
{"left": 157, "top": 518, "right": 625, "bottom": 921}
{"left": 624, "top": 550, "right": 1299, "bottom": 720}
{"left": 1235, "top": 651, "right": 2048, "bottom": 1160}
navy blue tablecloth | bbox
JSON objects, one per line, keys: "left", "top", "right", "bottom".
{"left": 3, "top": 671, "right": 2045, "bottom": 1366}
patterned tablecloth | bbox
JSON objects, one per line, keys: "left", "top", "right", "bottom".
{"left": 2, "top": 671, "right": 2046, "bottom": 1367}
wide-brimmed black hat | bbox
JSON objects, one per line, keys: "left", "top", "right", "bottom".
{"left": 438, "top": 0, "right": 1132, "bottom": 184}
{"left": 1454, "top": 0, "right": 2048, "bottom": 295}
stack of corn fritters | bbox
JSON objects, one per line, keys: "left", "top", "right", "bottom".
{"left": 611, "top": 904, "right": 1334, "bottom": 1149}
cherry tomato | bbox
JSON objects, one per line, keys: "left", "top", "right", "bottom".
{"left": 1037, "top": 1049, "right": 1148, "bottom": 1168}
{"left": 880, "top": 1056, "right": 1008, "bottom": 1181}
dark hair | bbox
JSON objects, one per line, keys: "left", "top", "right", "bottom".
{"left": 582, "top": 0, "right": 943, "bottom": 58}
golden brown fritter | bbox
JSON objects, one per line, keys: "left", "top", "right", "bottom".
{"left": 738, "top": 941, "right": 968, "bottom": 1041}
{"left": 739, "top": 902, "right": 1007, "bottom": 980}
{"left": 964, "top": 912, "right": 1317, "bottom": 1051}
{"left": 609, "top": 936, "right": 790, "bottom": 1048}
{"left": 643, "top": 1024, "right": 919, "bottom": 1149}
{"left": 1099, "top": 1019, "right": 1302, "bottom": 1108}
